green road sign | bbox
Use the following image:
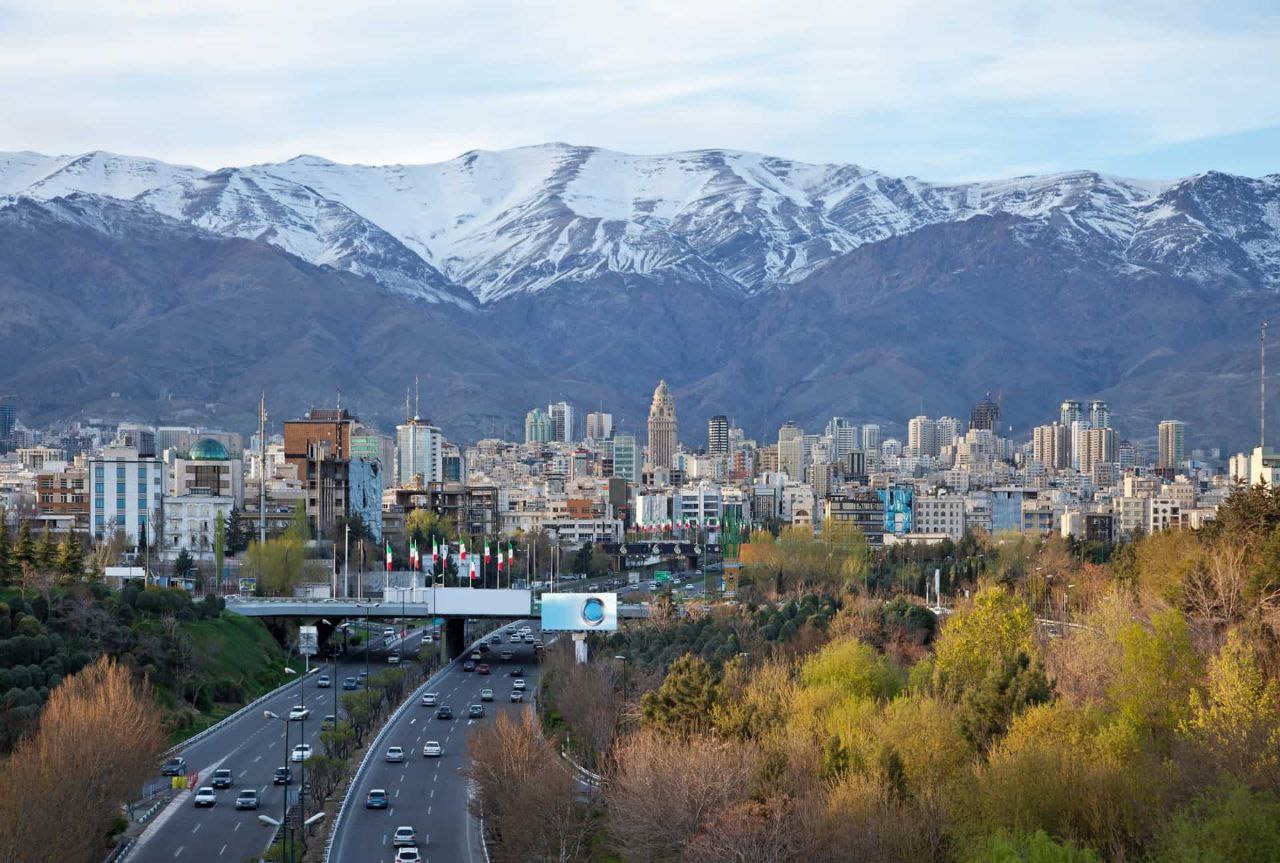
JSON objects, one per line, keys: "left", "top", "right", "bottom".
{"left": 654, "top": 570, "right": 671, "bottom": 584}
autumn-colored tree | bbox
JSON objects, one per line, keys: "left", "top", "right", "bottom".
{"left": 606, "top": 729, "right": 757, "bottom": 863}
{"left": 0, "top": 656, "right": 166, "bottom": 862}
{"left": 467, "top": 712, "right": 594, "bottom": 863}
{"left": 544, "top": 649, "right": 620, "bottom": 768}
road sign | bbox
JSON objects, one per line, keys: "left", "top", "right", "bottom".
{"left": 298, "top": 625, "right": 319, "bottom": 657}
{"left": 654, "top": 570, "right": 671, "bottom": 584}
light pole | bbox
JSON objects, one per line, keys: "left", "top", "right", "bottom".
{"left": 355, "top": 602, "right": 379, "bottom": 691}
{"left": 263, "top": 708, "right": 291, "bottom": 861}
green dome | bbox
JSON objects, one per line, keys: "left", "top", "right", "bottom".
{"left": 189, "top": 438, "right": 229, "bottom": 461}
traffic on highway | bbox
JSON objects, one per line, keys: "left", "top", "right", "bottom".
{"left": 327, "top": 621, "right": 545, "bottom": 863}
{"left": 127, "top": 622, "right": 433, "bottom": 863}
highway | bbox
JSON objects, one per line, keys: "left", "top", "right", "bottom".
{"left": 327, "top": 623, "right": 544, "bottom": 863}
{"left": 127, "top": 624, "right": 435, "bottom": 863}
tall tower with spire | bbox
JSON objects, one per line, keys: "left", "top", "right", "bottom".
{"left": 646, "top": 379, "right": 679, "bottom": 469}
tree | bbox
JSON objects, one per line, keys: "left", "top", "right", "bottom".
{"left": 970, "top": 831, "right": 1101, "bottom": 863}
{"left": 33, "top": 528, "right": 56, "bottom": 571}
{"left": 172, "top": 548, "right": 194, "bottom": 582}
{"left": 0, "top": 656, "right": 166, "bottom": 862}
{"left": 0, "top": 516, "right": 12, "bottom": 584}
{"left": 213, "top": 509, "right": 226, "bottom": 590}
{"left": 305, "top": 754, "right": 345, "bottom": 805}
{"left": 933, "top": 586, "right": 1036, "bottom": 699}
{"left": 11, "top": 521, "right": 34, "bottom": 572}
{"left": 640, "top": 654, "right": 720, "bottom": 736}
{"left": 340, "top": 689, "right": 382, "bottom": 747}
{"left": 285, "top": 500, "right": 311, "bottom": 544}
{"left": 54, "top": 533, "right": 83, "bottom": 579}
{"left": 241, "top": 537, "right": 304, "bottom": 596}
{"left": 1107, "top": 608, "right": 1201, "bottom": 750}
{"left": 225, "top": 506, "right": 250, "bottom": 555}
{"left": 1147, "top": 782, "right": 1280, "bottom": 863}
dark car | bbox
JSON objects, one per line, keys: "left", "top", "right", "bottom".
{"left": 273, "top": 766, "right": 292, "bottom": 785}
{"left": 488, "top": 635, "right": 501, "bottom": 644}
{"left": 161, "top": 756, "right": 187, "bottom": 776}
{"left": 436, "top": 705, "right": 453, "bottom": 720}
{"left": 468, "top": 704, "right": 485, "bottom": 718}
{"left": 366, "top": 789, "right": 389, "bottom": 809}
{"left": 210, "top": 768, "right": 233, "bottom": 789}
{"left": 462, "top": 661, "right": 475, "bottom": 672}
{"left": 342, "top": 676, "right": 358, "bottom": 690}
{"left": 478, "top": 643, "right": 490, "bottom": 654}
{"left": 477, "top": 663, "right": 491, "bottom": 675}
{"left": 509, "top": 667, "right": 524, "bottom": 677}
{"left": 235, "top": 789, "right": 259, "bottom": 810}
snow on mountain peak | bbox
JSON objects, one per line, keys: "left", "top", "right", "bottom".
{"left": 1, "top": 145, "right": 1276, "bottom": 302}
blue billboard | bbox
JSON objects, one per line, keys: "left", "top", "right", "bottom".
{"left": 540, "top": 593, "right": 618, "bottom": 632}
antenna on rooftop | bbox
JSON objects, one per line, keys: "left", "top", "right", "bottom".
{"left": 415, "top": 375, "right": 421, "bottom": 419}
{"left": 1262, "top": 321, "right": 1268, "bottom": 448}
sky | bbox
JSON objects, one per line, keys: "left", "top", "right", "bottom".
{"left": 0, "top": 0, "right": 1277, "bottom": 181}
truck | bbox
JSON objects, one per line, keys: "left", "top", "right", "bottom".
{"left": 628, "top": 571, "right": 640, "bottom": 586}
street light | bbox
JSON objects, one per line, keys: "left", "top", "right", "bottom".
{"left": 355, "top": 602, "right": 380, "bottom": 691}
{"left": 262, "top": 709, "right": 292, "bottom": 861}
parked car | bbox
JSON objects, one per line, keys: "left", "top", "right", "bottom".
{"left": 422, "top": 692, "right": 438, "bottom": 706}
{"left": 192, "top": 787, "right": 217, "bottom": 808}
{"left": 234, "top": 789, "right": 259, "bottom": 810}
{"left": 273, "top": 767, "right": 292, "bottom": 785}
{"left": 422, "top": 741, "right": 442, "bottom": 757}
{"left": 393, "top": 826, "right": 418, "bottom": 847}
{"left": 161, "top": 756, "right": 187, "bottom": 776}
{"left": 342, "top": 676, "right": 358, "bottom": 690}
{"left": 385, "top": 746, "right": 405, "bottom": 763}
{"left": 316, "top": 674, "right": 331, "bottom": 688}
{"left": 366, "top": 789, "right": 389, "bottom": 809}
{"left": 210, "top": 768, "right": 233, "bottom": 789}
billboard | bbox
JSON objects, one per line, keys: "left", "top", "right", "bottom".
{"left": 540, "top": 593, "right": 618, "bottom": 632}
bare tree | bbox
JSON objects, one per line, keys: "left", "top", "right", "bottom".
{"left": 606, "top": 730, "right": 757, "bottom": 863}
{"left": 0, "top": 656, "right": 166, "bottom": 862}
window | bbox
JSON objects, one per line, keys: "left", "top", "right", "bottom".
{"left": 117, "top": 482, "right": 126, "bottom": 495}
{"left": 138, "top": 467, "right": 147, "bottom": 480}
{"left": 95, "top": 496, "right": 104, "bottom": 510}
{"left": 94, "top": 465, "right": 103, "bottom": 479}
{"left": 139, "top": 514, "right": 147, "bottom": 525}
{"left": 95, "top": 482, "right": 104, "bottom": 494}
{"left": 116, "top": 465, "right": 125, "bottom": 479}
{"left": 115, "top": 514, "right": 126, "bottom": 525}
{"left": 95, "top": 514, "right": 104, "bottom": 526}
{"left": 117, "top": 497, "right": 125, "bottom": 511}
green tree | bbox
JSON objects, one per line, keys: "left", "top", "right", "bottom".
{"left": 241, "top": 537, "right": 304, "bottom": 595}
{"left": 12, "top": 521, "right": 35, "bottom": 571}
{"left": 1107, "top": 608, "right": 1201, "bottom": 749}
{"left": 285, "top": 500, "right": 311, "bottom": 544}
{"left": 1147, "top": 783, "right": 1280, "bottom": 863}
{"left": 213, "top": 509, "right": 226, "bottom": 590}
{"left": 34, "top": 529, "right": 57, "bottom": 571}
{"left": 340, "top": 689, "right": 382, "bottom": 747}
{"left": 172, "top": 548, "right": 194, "bottom": 582}
{"left": 934, "top": 586, "right": 1036, "bottom": 699}
{"left": 225, "top": 506, "right": 249, "bottom": 554}
{"left": 54, "top": 534, "right": 83, "bottom": 578}
{"left": 640, "top": 654, "right": 720, "bottom": 736}
{"left": 0, "top": 515, "right": 13, "bottom": 583}
{"left": 968, "top": 831, "right": 1101, "bottom": 863}
{"left": 959, "top": 650, "right": 1053, "bottom": 750}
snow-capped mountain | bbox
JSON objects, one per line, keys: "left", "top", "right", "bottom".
{"left": 2, "top": 144, "right": 1278, "bottom": 304}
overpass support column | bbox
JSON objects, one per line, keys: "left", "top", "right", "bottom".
{"left": 444, "top": 617, "right": 466, "bottom": 659}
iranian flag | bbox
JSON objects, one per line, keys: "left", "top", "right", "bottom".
{"left": 484, "top": 539, "right": 491, "bottom": 564}
{"left": 432, "top": 539, "right": 439, "bottom": 562}
{"left": 468, "top": 560, "right": 477, "bottom": 581}
{"left": 496, "top": 547, "right": 504, "bottom": 573}
{"left": 409, "top": 539, "right": 418, "bottom": 570}
{"left": 385, "top": 541, "right": 393, "bottom": 572}
{"left": 460, "top": 539, "right": 468, "bottom": 562}
{"left": 508, "top": 541, "right": 515, "bottom": 562}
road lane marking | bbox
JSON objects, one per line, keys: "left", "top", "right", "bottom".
{"left": 173, "top": 847, "right": 183, "bottom": 858}
{"left": 192, "top": 824, "right": 200, "bottom": 834}
{"left": 234, "top": 822, "right": 240, "bottom": 832}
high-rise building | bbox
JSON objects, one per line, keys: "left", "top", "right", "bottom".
{"left": 396, "top": 417, "right": 443, "bottom": 487}
{"left": 585, "top": 412, "right": 613, "bottom": 442}
{"left": 525, "top": 408, "right": 553, "bottom": 444}
{"left": 969, "top": 393, "right": 1001, "bottom": 431}
{"left": 1158, "top": 420, "right": 1186, "bottom": 469}
{"left": 1089, "top": 400, "right": 1111, "bottom": 430}
{"left": 156, "top": 426, "right": 197, "bottom": 455}
{"left": 612, "top": 434, "right": 637, "bottom": 482}
{"left": 777, "top": 421, "right": 806, "bottom": 480}
{"left": 646, "top": 380, "right": 678, "bottom": 469}
{"left": 1070, "top": 419, "right": 1092, "bottom": 471}
{"left": 1060, "top": 399, "right": 1084, "bottom": 428}
{"left": 89, "top": 442, "right": 163, "bottom": 546}
{"left": 861, "top": 424, "right": 881, "bottom": 469}
{"left": 907, "top": 416, "right": 939, "bottom": 458}
{"left": 549, "top": 401, "right": 575, "bottom": 443}
{"left": 826, "top": 417, "right": 859, "bottom": 460}
{"left": 284, "top": 409, "right": 355, "bottom": 482}
{"left": 935, "top": 416, "right": 962, "bottom": 450}
{"left": 0, "top": 396, "right": 15, "bottom": 443}
{"left": 707, "top": 415, "right": 729, "bottom": 455}
{"left": 1079, "top": 427, "right": 1118, "bottom": 474}
{"left": 1032, "top": 422, "right": 1070, "bottom": 470}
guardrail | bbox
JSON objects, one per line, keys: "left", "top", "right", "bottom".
{"left": 322, "top": 621, "right": 520, "bottom": 862}
{"left": 559, "top": 748, "right": 603, "bottom": 788}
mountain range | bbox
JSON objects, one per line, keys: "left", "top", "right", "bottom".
{"left": 2, "top": 144, "right": 1279, "bottom": 449}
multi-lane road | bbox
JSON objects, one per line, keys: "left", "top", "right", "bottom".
{"left": 128, "top": 624, "right": 433, "bottom": 863}
{"left": 328, "top": 623, "right": 544, "bottom": 863}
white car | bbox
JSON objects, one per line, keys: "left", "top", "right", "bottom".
{"left": 395, "top": 848, "right": 422, "bottom": 863}
{"left": 385, "top": 746, "right": 405, "bottom": 763}
{"left": 421, "top": 692, "right": 438, "bottom": 706}
{"left": 393, "top": 826, "right": 418, "bottom": 847}
{"left": 192, "top": 786, "right": 216, "bottom": 807}
{"left": 510, "top": 690, "right": 524, "bottom": 702}
{"left": 388, "top": 652, "right": 401, "bottom": 664}
{"left": 422, "top": 741, "right": 442, "bottom": 757}
{"left": 290, "top": 744, "right": 312, "bottom": 762}
{"left": 288, "top": 705, "right": 310, "bottom": 721}
{"left": 512, "top": 679, "right": 526, "bottom": 690}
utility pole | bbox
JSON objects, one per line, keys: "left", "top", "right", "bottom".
{"left": 258, "top": 393, "right": 268, "bottom": 545}
{"left": 1263, "top": 321, "right": 1268, "bottom": 449}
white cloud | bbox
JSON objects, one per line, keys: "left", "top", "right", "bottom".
{"left": 0, "top": 0, "right": 1276, "bottom": 177}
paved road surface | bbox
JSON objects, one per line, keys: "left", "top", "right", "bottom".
{"left": 129, "top": 625, "right": 433, "bottom": 863}
{"left": 328, "top": 623, "right": 544, "bottom": 863}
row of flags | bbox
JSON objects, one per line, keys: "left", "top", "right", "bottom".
{"left": 636, "top": 518, "right": 718, "bottom": 532}
{"left": 386, "top": 537, "right": 517, "bottom": 581}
